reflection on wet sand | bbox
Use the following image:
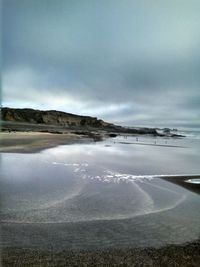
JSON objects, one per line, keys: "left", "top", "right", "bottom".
{"left": 1, "top": 134, "right": 200, "bottom": 255}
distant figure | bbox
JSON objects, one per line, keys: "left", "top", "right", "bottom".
{"left": 155, "top": 140, "right": 156, "bottom": 145}
{"left": 136, "top": 137, "right": 138, "bottom": 142}
{"left": 165, "top": 140, "right": 167, "bottom": 145}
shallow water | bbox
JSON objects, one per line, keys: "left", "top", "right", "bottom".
{"left": 1, "top": 134, "right": 200, "bottom": 250}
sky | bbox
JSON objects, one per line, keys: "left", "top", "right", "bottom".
{"left": 2, "top": 0, "right": 200, "bottom": 128}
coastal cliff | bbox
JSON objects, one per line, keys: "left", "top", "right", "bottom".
{"left": 1, "top": 107, "right": 112, "bottom": 128}
{"left": 0, "top": 107, "right": 182, "bottom": 137}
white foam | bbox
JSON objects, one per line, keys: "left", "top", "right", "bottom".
{"left": 50, "top": 161, "right": 200, "bottom": 185}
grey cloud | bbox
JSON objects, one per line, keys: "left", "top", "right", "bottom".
{"left": 2, "top": 0, "right": 200, "bottom": 128}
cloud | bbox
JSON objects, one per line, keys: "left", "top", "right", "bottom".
{"left": 2, "top": 0, "right": 200, "bottom": 128}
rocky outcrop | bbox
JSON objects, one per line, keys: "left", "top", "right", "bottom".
{"left": 0, "top": 107, "right": 112, "bottom": 128}
{"left": 1, "top": 107, "right": 183, "bottom": 137}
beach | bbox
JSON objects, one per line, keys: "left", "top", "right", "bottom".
{"left": 0, "top": 132, "right": 90, "bottom": 153}
{"left": 2, "top": 241, "right": 200, "bottom": 267}
{"left": 2, "top": 0, "right": 200, "bottom": 265}
{"left": 1, "top": 131, "right": 200, "bottom": 267}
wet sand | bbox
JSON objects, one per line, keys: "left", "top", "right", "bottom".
{"left": 161, "top": 175, "right": 200, "bottom": 195}
{"left": 0, "top": 132, "right": 90, "bottom": 153}
{"left": 2, "top": 240, "right": 200, "bottom": 267}
{"left": 0, "top": 131, "right": 186, "bottom": 154}
{"left": 1, "top": 133, "right": 200, "bottom": 266}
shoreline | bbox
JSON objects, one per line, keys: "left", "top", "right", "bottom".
{"left": 0, "top": 128, "right": 185, "bottom": 153}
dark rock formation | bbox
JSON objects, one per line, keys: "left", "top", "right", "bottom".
{"left": 108, "top": 133, "right": 118, "bottom": 138}
{"left": 0, "top": 107, "right": 112, "bottom": 128}
{"left": 0, "top": 107, "right": 183, "bottom": 137}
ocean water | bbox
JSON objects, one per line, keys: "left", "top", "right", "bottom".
{"left": 1, "top": 131, "right": 200, "bottom": 250}
{"left": 180, "top": 129, "right": 200, "bottom": 140}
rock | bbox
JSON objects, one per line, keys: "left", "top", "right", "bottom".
{"left": 109, "top": 133, "right": 117, "bottom": 137}
{"left": 1, "top": 107, "right": 182, "bottom": 138}
{"left": 1, "top": 107, "right": 112, "bottom": 128}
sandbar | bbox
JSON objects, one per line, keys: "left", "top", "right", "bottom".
{"left": 0, "top": 132, "right": 91, "bottom": 153}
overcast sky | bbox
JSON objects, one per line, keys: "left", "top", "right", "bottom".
{"left": 2, "top": 0, "right": 200, "bottom": 128}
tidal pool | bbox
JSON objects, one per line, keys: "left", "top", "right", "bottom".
{"left": 1, "top": 135, "right": 200, "bottom": 250}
